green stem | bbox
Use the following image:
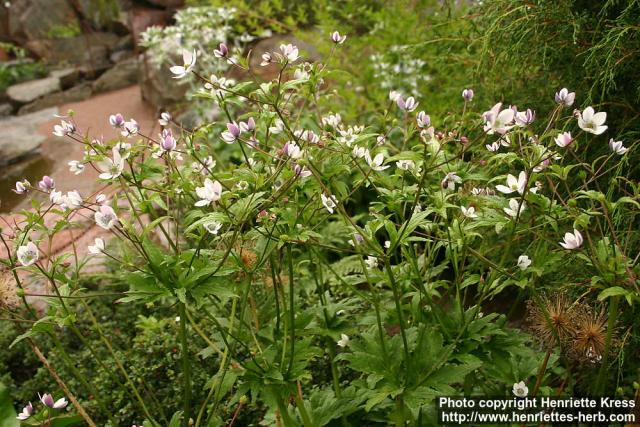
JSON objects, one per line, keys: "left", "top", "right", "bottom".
{"left": 275, "top": 388, "right": 295, "bottom": 427}
{"left": 295, "top": 386, "right": 315, "bottom": 427}
{"left": 180, "top": 303, "right": 192, "bottom": 425}
{"left": 594, "top": 296, "right": 619, "bottom": 395}
{"left": 286, "top": 245, "right": 296, "bottom": 376}
{"left": 383, "top": 259, "right": 410, "bottom": 366}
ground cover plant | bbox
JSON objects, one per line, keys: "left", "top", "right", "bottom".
{"left": 1, "top": 1, "right": 639, "bottom": 426}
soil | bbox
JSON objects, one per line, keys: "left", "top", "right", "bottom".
{"left": 1, "top": 85, "right": 157, "bottom": 279}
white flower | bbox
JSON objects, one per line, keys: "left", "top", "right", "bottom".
{"left": 337, "top": 126, "right": 363, "bottom": 147}
{"left": 96, "top": 194, "right": 108, "bottom": 205}
{"left": 50, "top": 190, "right": 82, "bottom": 210}
{"left": 63, "top": 190, "right": 83, "bottom": 210}
{"left": 88, "top": 238, "right": 105, "bottom": 254}
{"left": 297, "top": 129, "right": 320, "bottom": 144}
{"left": 461, "top": 206, "right": 478, "bottom": 218}
{"left": 205, "top": 74, "right": 234, "bottom": 96}
{"left": 260, "top": 52, "right": 272, "bottom": 66}
{"left": 365, "top": 256, "right": 378, "bottom": 269}
{"left": 279, "top": 44, "right": 299, "bottom": 62}
{"left": 13, "top": 180, "right": 29, "bottom": 194}
{"left": 441, "top": 172, "right": 462, "bottom": 191}
{"left": 213, "top": 42, "right": 229, "bottom": 58}
{"left": 192, "top": 156, "right": 216, "bottom": 175}
{"left": 158, "top": 112, "right": 172, "bottom": 126}
{"left": 68, "top": 160, "right": 85, "bottom": 175}
{"left": 503, "top": 199, "right": 526, "bottom": 218}
{"left": 269, "top": 119, "right": 285, "bottom": 134}
{"left": 98, "top": 148, "right": 125, "bottom": 180}
{"left": 608, "top": 138, "right": 628, "bottom": 155}
{"left": 555, "top": 88, "right": 575, "bottom": 107}
{"left": 512, "top": 381, "right": 529, "bottom": 397}
{"left": 17, "top": 242, "right": 38, "bottom": 266}
{"left": 52, "top": 120, "right": 75, "bottom": 137}
{"left": 293, "top": 164, "right": 312, "bottom": 178}
{"left": 365, "top": 151, "right": 389, "bottom": 171}
{"left": 352, "top": 146, "right": 367, "bottom": 158}
{"left": 204, "top": 221, "right": 223, "bottom": 235}
{"left": 396, "top": 160, "right": 414, "bottom": 170}
{"left": 16, "top": 402, "right": 33, "bottom": 420}
{"left": 109, "top": 113, "right": 125, "bottom": 128}
{"left": 486, "top": 141, "right": 500, "bottom": 152}
{"left": 396, "top": 96, "right": 418, "bottom": 112}
{"left": 514, "top": 108, "right": 535, "bottom": 127}
{"left": 95, "top": 205, "right": 118, "bottom": 230}
{"left": 195, "top": 179, "right": 223, "bottom": 207}
{"left": 331, "top": 31, "right": 346, "bottom": 44}
{"left": 39, "top": 393, "right": 68, "bottom": 409}
{"left": 577, "top": 107, "right": 607, "bottom": 135}
{"left": 337, "top": 333, "right": 350, "bottom": 348}
{"left": 221, "top": 122, "right": 241, "bottom": 144}
{"left": 322, "top": 113, "right": 342, "bottom": 128}
{"left": 283, "top": 142, "right": 303, "bottom": 159}
{"left": 170, "top": 49, "right": 197, "bottom": 78}
{"left": 483, "top": 103, "right": 515, "bottom": 135}
{"left": 496, "top": 171, "right": 527, "bottom": 195}
{"left": 321, "top": 193, "right": 338, "bottom": 214}
{"left": 121, "top": 119, "right": 139, "bottom": 138}
{"left": 384, "top": 240, "right": 391, "bottom": 249}
{"left": 389, "top": 90, "right": 402, "bottom": 102}
{"left": 559, "top": 229, "right": 583, "bottom": 250}
{"left": 517, "top": 255, "right": 531, "bottom": 270}
{"left": 555, "top": 132, "right": 573, "bottom": 148}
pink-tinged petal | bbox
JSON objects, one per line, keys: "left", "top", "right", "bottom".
{"left": 183, "top": 50, "right": 193, "bottom": 65}
{"left": 497, "top": 108, "right": 514, "bottom": 124}
{"left": 573, "top": 229, "right": 583, "bottom": 246}
{"left": 53, "top": 398, "right": 68, "bottom": 409}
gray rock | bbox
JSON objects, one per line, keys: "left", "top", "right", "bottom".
{"left": 0, "top": 4, "right": 9, "bottom": 43}
{"left": 146, "top": 0, "right": 185, "bottom": 7}
{"left": 26, "top": 32, "right": 119, "bottom": 67}
{"left": 18, "top": 83, "right": 93, "bottom": 115}
{"left": 0, "top": 107, "right": 58, "bottom": 166}
{"left": 0, "top": 103, "right": 13, "bottom": 117}
{"left": 92, "top": 57, "right": 138, "bottom": 93}
{"left": 110, "top": 49, "right": 134, "bottom": 63}
{"left": 139, "top": 53, "right": 187, "bottom": 109}
{"left": 7, "top": 77, "right": 61, "bottom": 104}
{"left": 8, "top": 0, "right": 78, "bottom": 42}
{"left": 49, "top": 68, "right": 81, "bottom": 90}
{"left": 128, "top": 7, "right": 169, "bottom": 47}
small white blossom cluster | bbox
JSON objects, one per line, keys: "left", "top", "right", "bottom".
{"left": 371, "top": 47, "right": 429, "bottom": 93}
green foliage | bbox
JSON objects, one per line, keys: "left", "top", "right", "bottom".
{"left": 45, "top": 23, "right": 82, "bottom": 40}
{"left": 0, "top": 44, "right": 47, "bottom": 92}
{"left": 0, "top": 382, "right": 18, "bottom": 427}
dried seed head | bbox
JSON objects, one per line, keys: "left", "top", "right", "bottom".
{"left": 240, "top": 249, "right": 258, "bottom": 270}
{"left": 527, "top": 293, "right": 581, "bottom": 348}
{"left": 570, "top": 308, "right": 612, "bottom": 364}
